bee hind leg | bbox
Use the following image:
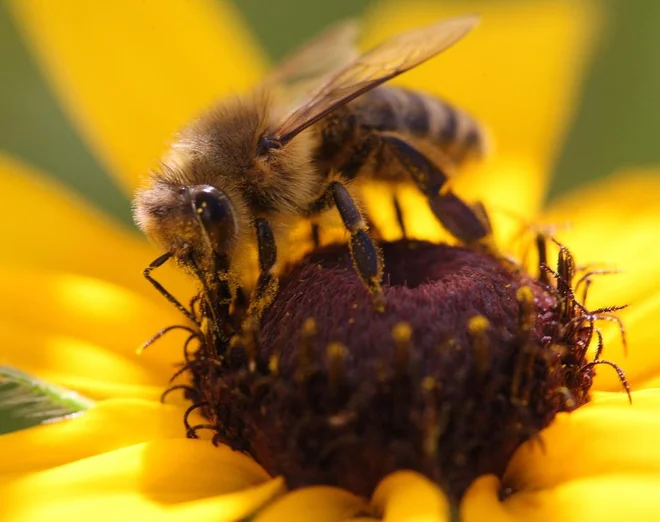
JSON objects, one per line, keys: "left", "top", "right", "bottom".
{"left": 325, "top": 180, "right": 385, "bottom": 312}
{"left": 380, "top": 133, "right": 493, "bottom": 250}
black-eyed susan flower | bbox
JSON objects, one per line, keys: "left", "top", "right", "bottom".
{"left": 1, "top": 1, "right": 659, "bottom": 521}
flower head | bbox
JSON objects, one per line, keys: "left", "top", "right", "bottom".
{"left": 185, "top": 237, "right": 626, "bottom": 502}
{"left": 0, "top": 1, "right": 659, "bottom": 521}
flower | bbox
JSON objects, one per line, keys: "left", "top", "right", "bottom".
{"left": 1, "top": 1, "right": 659, "bottom": 522}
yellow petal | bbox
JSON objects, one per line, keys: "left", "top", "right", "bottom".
{"left": 363, "top": 0, "right": 599, "bottom": 172}
{"left": 0, "top": 266, "right": 191, "bottom": 383}
{"left": 254, "top": 486, "right": 369, "bottom": 522}
{"left": 371, "top": 471, "right": 450, "bottom": 522}
{"left": 452, "top": 156, "right": 548, "bottom": 251}
{"left": 461, "top": 474, "right": 660, "bottom": 522}
{"left": 0, "top": 321, "right": 167, "bottom": 400}
{"left": 542, "top": 171, "right": 660, "bottom": 310}
{"left": 460, "top": 475, "right": 515, "bottom": 522}
{"left": 504, "top": 476, "right": 660, "bottom": 522}
{"left": 0, "top": 153, "right": 194, "bottom": 304}
{"left": 590, "top": 389, "right": 660, "bottom": 408}
{"left": 8, "top": 0, "right": 266, "bottom": 193}
{"left": 592, "top": 293, "right": 660, "bottom": 392}
{"left": 503, "top": 389, "right": 660, "bottom": 491}
{"left": 0, "top": 399, "right": 193, "bottom": 473}
{"left": 0, "top": 265, "right": 199, "bottom": 399}
{"left": 0, "top": 439, "right": 282, "bottom": 522}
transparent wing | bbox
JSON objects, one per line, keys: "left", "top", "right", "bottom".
{"left": 265, "top": 19, "right": 360, "bottom": 89}
{"left": 273, "top": 15, "right": 479, "bottom": 144}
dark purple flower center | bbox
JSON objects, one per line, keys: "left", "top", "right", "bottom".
{"left": 176, "top": 239, "right": 626, "bottom": 502}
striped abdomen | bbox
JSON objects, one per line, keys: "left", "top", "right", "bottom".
{"left": 351, "top": 86, "right": 486, "bottom": 165}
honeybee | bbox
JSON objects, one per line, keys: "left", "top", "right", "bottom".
{"left": 134, "top": 15, "right": 492, "bottom": 321}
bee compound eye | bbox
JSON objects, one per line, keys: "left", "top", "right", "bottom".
{"left": 192, "top": 185, "right": 237, "bottom": 254}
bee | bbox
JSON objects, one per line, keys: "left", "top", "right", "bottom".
{"left": 134, "top": 15, "right": 492, "bottom": 321}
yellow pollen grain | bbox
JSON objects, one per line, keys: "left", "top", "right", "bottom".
{"left": 392, "top": 322, "right": 412, "bottom": 369}
{"left": 392, "top": 321, "right": 413, "bottom": 343}
{"left": 268, "top": 354, "right": 279, "bottom": 374}
{"left": 516, "top": 285, "right": 535, "bottom": 304}
{"left": 327, "top": 342, "right": 348, "bottom": 386}
{"left": 327, "top": 342, "right": 348, "bottom": 361}
{"left": 302, "top": 317, "right": 317, "bottom": 336}
{"left": 421, "top": 376, "right": 436, "bottom": 393}
{"left": 468, "top": 315, "right": 490, "bottom": 375}
{"left": 467, "top": 315, "right": 489, "bottom": 335}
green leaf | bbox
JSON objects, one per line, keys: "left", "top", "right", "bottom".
{"left": 0, "top": 366, "right": 94, "bottom": 435}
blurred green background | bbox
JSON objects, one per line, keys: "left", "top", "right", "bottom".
{"left": 1, "top": 0, "right": 659, "bottom": 229}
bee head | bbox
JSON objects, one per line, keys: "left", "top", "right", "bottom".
{"left": 133, "top": 181, "right": 238, "bottom": 271}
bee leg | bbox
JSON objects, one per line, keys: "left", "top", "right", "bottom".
{"left": 392, "top": 194, "right": 407, "bottom": 238}
{"left": 327, "top": 181, "right": 385, "bottom": 312}
{"left": 187, "top": 252, "right": 232, "bottom": 345}
{"left": 144, "top": 252, "right": 199, "bottom": 325}
{"left": 380, "top": 134, "right": 492, "bottom": 248}
{"left": 246, "top": 217, "right": 279, "bottom": 321}
{"left": 311, "top": 222, "right": 321, "bottom": 248}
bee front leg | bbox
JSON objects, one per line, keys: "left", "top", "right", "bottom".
{"left": 144, "top": 252, "right": 199, "bottom": 325}
{"left": 380, "top": 133, "right": 493, "bottom": 249}
{"left": 325, "top": 181, "right": 385, "bottom": 312}
{"left": 246, "top": 217, "right": 279, "bottom": 321}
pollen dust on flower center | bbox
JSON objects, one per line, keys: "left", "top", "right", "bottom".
{"left": 178, "top": 239, "right": 624, "bottom": 503}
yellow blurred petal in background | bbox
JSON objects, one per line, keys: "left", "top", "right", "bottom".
{"left": 8, "top": 0, "right": 267, "bottom": 194}
{"left": 0, "top": 324, "right": 166, "bottom": 400}
{"left": 0, "top": 267, "right": 190, "bottom": 379}
{"left": 594, "top": 294, "right": 660, "bottom": 391}
{"left": 0, "top": 153, "right": 193, "bottom": 303}
{"left": 542, "top": 171, "right": 660, "bottom": 310}
{"left": 363, "top": 0, "right": 600, "bottom": 186}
